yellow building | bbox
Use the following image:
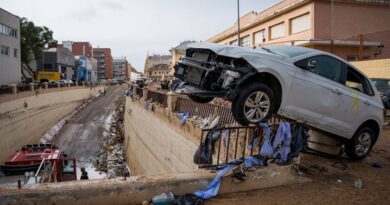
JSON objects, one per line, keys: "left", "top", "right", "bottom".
{"left": 352, "top": 59, "right": 390, "bottom": 79}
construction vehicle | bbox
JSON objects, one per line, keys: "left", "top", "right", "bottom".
{"left": 0, "top": 144, "right": 77, "bottom": 184}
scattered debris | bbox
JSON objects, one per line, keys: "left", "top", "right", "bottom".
{"left": 354, "top": 178, "right": 363, "bottom": 189}
{"left": 95, "top": 99, "right": 130, "bottom": 178}
{"left": 371, "top": 162, "right": 383, "bottom": 169}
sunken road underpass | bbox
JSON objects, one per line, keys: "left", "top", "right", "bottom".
{"left": 41, "top": 85, "right": 127, "bottom": 179}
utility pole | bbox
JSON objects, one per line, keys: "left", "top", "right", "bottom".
{"left": 330, "top": 0, "right": 334, "bottom": 53}
{"left": 237, "top": 0, "right": 241, "bottom": 46}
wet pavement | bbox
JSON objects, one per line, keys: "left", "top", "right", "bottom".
{"left": 51, "top": 85, "right": 127, "bottom": 180}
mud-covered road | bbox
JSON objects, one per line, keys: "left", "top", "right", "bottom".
{"left": 53, "top": 85, "right": 126, "bottom": 179}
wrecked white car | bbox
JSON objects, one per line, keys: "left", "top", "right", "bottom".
{"left": 174, "top": 42, "right": 383, "bottom": 159}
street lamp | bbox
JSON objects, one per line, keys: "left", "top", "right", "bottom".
{"left": 237, "top": 0, "right": 241, "bottom": 46}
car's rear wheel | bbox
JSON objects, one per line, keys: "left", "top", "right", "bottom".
{"left": 345, "top": 126, "right": 376, "bottom": 160}
{"left": 232, "top": 83, "right": 275, "bottom": 125}
{"left": 188, "top": 94, "right": 214, "bottom": 104}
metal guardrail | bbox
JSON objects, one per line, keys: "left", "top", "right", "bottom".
{"left": 174, "top": 97, "right": 236, "bottom": 125}
{"left": 147, "top": 90, "right": 168, "bottom": 108}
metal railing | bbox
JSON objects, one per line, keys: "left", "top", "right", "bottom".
{"left": 147, "top": 90, "right": 168, "bottom": 108}
{"left": 197, "top": 117, "right": 290, "bottom": 167}
{"left": 175, "top": 97, "right": 236, "bottom": 125}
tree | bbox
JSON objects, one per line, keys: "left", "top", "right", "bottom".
{"left": 20, "top": 18, "right": 58, "bottom": 80}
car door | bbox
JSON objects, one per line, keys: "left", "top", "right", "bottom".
{"left": 284, "top": 55, "right": 350, "bottom": 136}
{"left": 335, "top": 65, "right": 374, "bottom": 138}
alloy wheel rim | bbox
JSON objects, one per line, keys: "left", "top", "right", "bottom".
{"left": 243, "top": 91, "right": 270, "bottom": 123}
{"left": 355, "top": 132, "right": 372, "bottom": 156}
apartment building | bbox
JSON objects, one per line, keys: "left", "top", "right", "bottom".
{"left": 0, "top": 8, "right": 21, "bottom": 85}
{"left": 93, "top": 48, "right": 113, "bottom": 80}
{"left": 62, "top": 41, "right": 93, "bottom": 58}
{"left": 207, "top": 0, "right": 390, "bottom": 61}
{"left": 113, "top": 58, "right": 128, "bottom": 79}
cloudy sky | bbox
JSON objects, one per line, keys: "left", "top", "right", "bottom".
{"left": 1, "top": 0, "right": 281, "bottom": 72}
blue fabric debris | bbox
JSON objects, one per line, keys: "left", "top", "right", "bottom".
{"left": 194, "top": 165, "right": 236, "bottom": 199}
{"left": 259, "top": 123, "right": 273, "bottom": 157}
{"left": 273, "top": 122, "right": 292, "bottom": 165}
{"left": 177, "top": 112, "right": 190, "bottom": 125}
{"left": 144, "top": 101, "right": 149, "bottom": 110}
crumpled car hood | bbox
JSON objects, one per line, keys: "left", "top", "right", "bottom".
{"left": 187, "top": 42, "right": 286, "bottom": 67}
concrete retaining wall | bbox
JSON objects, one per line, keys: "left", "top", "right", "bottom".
{"left": 124, "top": 97, "right": 198, "bottom": 175}
{"left": 0, "top": 87, "right": 103, "bottom": 162}
{"left": 0, "top": 164, "right": 310, "bottom": 205}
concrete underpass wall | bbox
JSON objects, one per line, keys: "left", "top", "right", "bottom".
{"left": 124, "top": 97, "right": 198, "bottom": 175}
{"left": 0, "top": 87, "right": 103, "bottom": 162}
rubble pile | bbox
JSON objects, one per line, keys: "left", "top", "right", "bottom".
{"left": 95, "top": 99, "right": 130, "bottom": 178}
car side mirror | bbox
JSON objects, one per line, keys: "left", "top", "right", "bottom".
{"left": 306, "top": 60, "right": 316, "bottom": 70}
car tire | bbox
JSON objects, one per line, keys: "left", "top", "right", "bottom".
{"left": 345, "top": 126, "right": 377, "bottom": 160}
{"left": 188, "top": 94, "right": 214, "bottom": 104}
{"left": 232, "top": 82, "right": 275, "bottom": 125}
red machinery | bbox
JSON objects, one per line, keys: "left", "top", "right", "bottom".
{"left": 0, "top": 144, "right": 77, "bottom": 183}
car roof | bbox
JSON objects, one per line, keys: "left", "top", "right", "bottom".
{"left": 261, "top": 45, "right": 318, "bottom": 58}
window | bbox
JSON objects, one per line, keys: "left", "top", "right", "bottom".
{"left": 14, "top": 48, "right": 17, "bottom": 58}
{"left": 1, "top": 45, "right": 10, "bottom": 56}
{"left": 254, "top": 30, "right": 266, "bottom": 45}
{"left": 240, "top": 35, "right": 250, "bottom": 47}
{"left": 295, "top": 55, "right": 343, "bottom": 82}
{"left": 345, "top": 66, "right": 374, "bottom": 96}
{"left": 269, "top": 23, "right": 285, "bottom": 40}
{"left": 0, "top": 23, "right": 17, "bottom": 38}
{"left": 230, "top": 40, "right": 238, "bottom": 46}
{"left": 290, "top": 13, "right": 310, "bottom": 34}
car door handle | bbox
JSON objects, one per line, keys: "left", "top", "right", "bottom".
{"left": 331, "top": 88, "right": 342, "bottom": 95}
{"left": 363, "top": 100, "right": 370, "bottom": 105}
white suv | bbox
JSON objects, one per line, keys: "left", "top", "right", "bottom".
{"left": 174, "top": 43, "right": 383, "bottom": 159}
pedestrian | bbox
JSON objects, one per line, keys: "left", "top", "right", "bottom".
{"left": 80, "top": 167, "right": 89, "bottom": 180}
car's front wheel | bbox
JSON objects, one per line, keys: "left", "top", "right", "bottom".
{"left": 345, "top": 126, "right": 377, "bottom": 160}
{"left": 232, "top": 82, "right": 275, "bottom": 125}
{"left": 188, "top": 94, "right": 214, "bottom": 104}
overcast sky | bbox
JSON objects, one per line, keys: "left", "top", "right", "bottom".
{"left": 1, "top": 0, "right": 281, "bottom": 72}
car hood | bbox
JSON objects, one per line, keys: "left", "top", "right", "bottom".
{"left": 187, "top": 42, "right": 286, "bottom": 65}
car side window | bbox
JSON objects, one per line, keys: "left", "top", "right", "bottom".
{"left": 345, "top": 66, "right": 374, "bottom": 96}
{"left": 295, "top": 55, "right": 343, "bottom": 83}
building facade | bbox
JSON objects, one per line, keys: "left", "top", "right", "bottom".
{"left": 62, "top": 41, "right": 93, "bottom": 58}
{"left": 207, "top": 0, "right": 390, "bottom": 61}
{"left": 112, "top": 58, "right": 128, "bottom": 79}
{"left": 93, "top": 48, "right": 113, "bottom": 80}
{"left": 144, "top": 54, "right": 171, "bottom": 75}
{"left": 38, "top": 47, "right": 75, "bottom": 80}
{"left": 0, "top": 8, "right": 21, "bottom": 85}
{"left": 75, "top": 55, "right": 93, "bottom": 82}
{"left": 147, "top": 64, "right": 170, "bottom": 81}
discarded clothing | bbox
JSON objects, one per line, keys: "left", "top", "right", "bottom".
{"left": 273, "top": 122, "right": 292, "bottom": 165}
{"left": 177, "top": 112, "right": 190, "bottom": 125}
{"left": 259, "top": 123, "right": 273, "bottom": 158}
{"left": 194, "top": 129, "right": 221, "bottom": 164}
{"left": 194, "top": 154, "right": 266, "bottom": 200}
{"left": 288, "top": 124, "right": 308, "bottom": 161}
{"left": 194, "top": 165, "right": 236, "bottom": 199}
{"left": 143, "top": 101, "right": 149, "bottom": 110}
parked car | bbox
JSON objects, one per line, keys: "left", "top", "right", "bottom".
{"left": 371, "top": 78, "right": 390, "bottom": 109}
{"left": 174, "top": 42, "right": 383, "bottom": 159}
